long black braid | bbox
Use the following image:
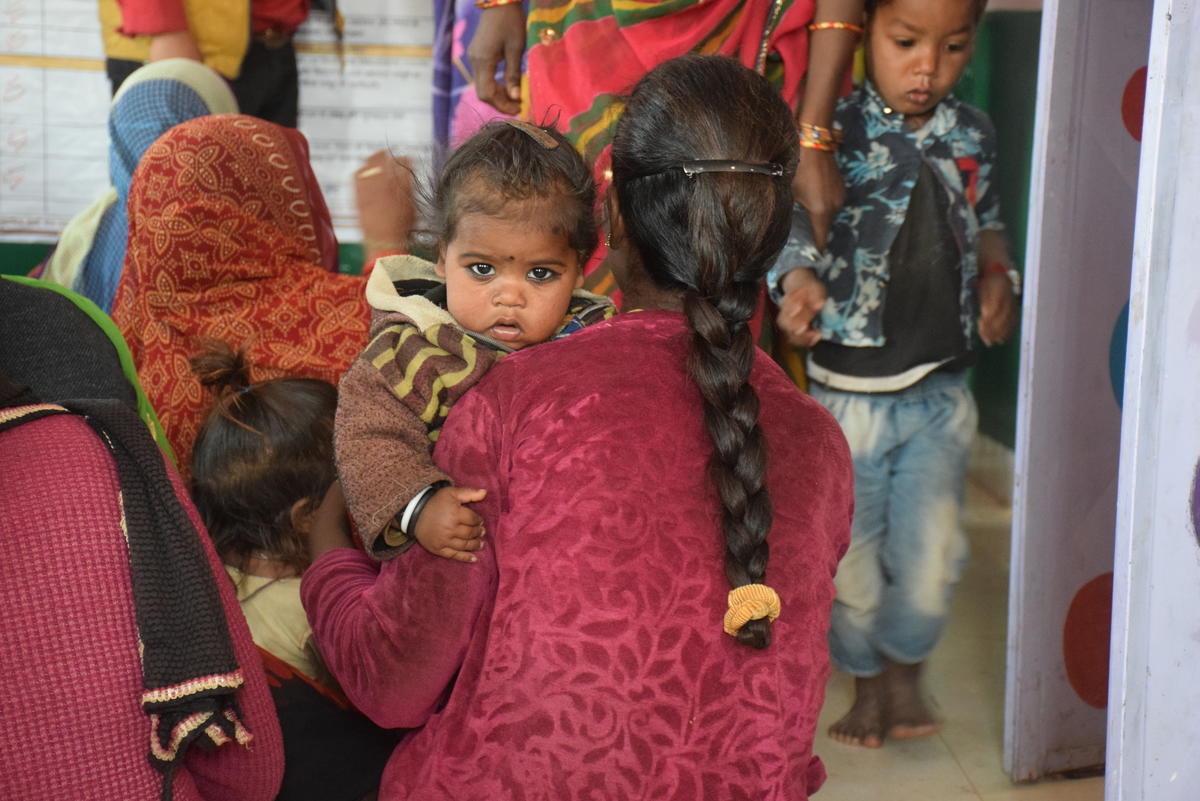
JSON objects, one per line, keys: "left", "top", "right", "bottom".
{"left": 611, "top": 55, "right": 799, "bottom": 647}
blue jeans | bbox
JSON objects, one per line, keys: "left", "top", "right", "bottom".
{"left": 809, "top": 371, "right": 977, "bottom": 677}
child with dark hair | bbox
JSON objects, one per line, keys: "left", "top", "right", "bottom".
{"left": 335, "top": 119, "right": 613, "bottom": 563}
{"left": 190, "top": 342, "right": 339, "bottom": 682}
{"left": 190, "top": 342, "right": 397, "bottom": 801}
{"left": 768, "top": 0, "right": 1018, "bottom": 748}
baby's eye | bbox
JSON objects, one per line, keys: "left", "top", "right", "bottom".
{"left": 946, "top": 41, "right": 968, "bottom": 52}
{"left": 467, "top": 263, "right": 495, "bottom": 278}
{"left": 527, "top": 267, "right": 559, "bottom": 283}
{"left": 894, "top": 38, "right": 915, "bottom": 48}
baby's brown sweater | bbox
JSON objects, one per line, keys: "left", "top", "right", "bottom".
{"left": 335, "top": 255, "right": 613, "bottom": 559}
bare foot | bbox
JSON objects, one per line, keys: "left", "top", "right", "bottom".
{"left": 883, "top": 660, "right": 939, "bottom": 740}
{"left": 828, "top": 674, "right": 887, "bottom": 748}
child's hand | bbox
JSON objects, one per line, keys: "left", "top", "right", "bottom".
{"left": 977, "top": 272, "right": 1018, "bottom": 346}
{"left": 776, "top": 268, "right": 827, "bottom": 348}
{"left": 414, "top": 486, "right": 488, "bottom": 563}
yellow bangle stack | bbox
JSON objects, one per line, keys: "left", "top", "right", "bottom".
{"left": 797, "top": 122, "right": 842, "bottom": 153}
{"left": 476, "top": 0, "right": 521, "bottom": 8}
{"left": 807, "top": 20, "right": 865, "bottom": 34}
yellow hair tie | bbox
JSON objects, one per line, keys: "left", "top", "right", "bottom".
{"left": 723, "top": 584, "right": 782, "bottom": 636}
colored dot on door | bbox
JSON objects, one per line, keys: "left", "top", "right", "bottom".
{"left": 1063, "top": 573, "right": 1113, "bottom": 709}
{"left": 1122, "top": 66, "right": 1148, "bottom": 141}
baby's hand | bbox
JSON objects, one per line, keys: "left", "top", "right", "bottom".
{"left": 413, "top": 486, "right": 487, "bottom": 563}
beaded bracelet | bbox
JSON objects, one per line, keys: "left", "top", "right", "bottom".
{"left": 476, "top": 0, "right": 521, "bottom": 8}
{"left": 808, "top": 20, "right": 865, "bottom": 34}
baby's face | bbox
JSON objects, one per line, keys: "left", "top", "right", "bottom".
{"left": 437, "top": 211, "right": 583, "bottom": 349}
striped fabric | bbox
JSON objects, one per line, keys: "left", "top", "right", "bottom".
{"left": 336, "top": 255, "right": 615, "bottom": 559}
{"left": 363, "top": 292, "right": 614, "bottom": 443}
{"left": 362, "top": 319, "right": 498, "bottom": 444}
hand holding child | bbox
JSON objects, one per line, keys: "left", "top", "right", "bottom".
{"left": 414, "top": 486, "right": 488, "bottom": 563}
{"left": 776, "top": 268, "right": 828, "bottom": 348}
{"left": 793, "top": 149, "right": 845, "bottom": 251}
{"left": 307, "top": 481, "right": 356, "bottom": 561}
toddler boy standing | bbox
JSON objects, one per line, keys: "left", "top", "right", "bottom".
{"left": 768, "top": 0, "right": 1018, "bottom": 748}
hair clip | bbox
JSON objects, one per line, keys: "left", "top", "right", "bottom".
{"left": 499, "top": 119, "right": 560, "bottom": 150}
{"left": 677, "top": 160, "right": 784, "bottom": 178}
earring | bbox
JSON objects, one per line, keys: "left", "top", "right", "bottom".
{"left": 605, "top": 232, "right": 612, "bottom": 249}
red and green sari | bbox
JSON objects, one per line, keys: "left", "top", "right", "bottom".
{"left": 524, "top": 0, "right": 816, "bottom": 295}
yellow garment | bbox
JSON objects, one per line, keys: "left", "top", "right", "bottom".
{"left": 225, "top": 566, "right": 322, "bottom": 680}
{"left": 40, "top": 188, "right": 115, "bottom": 290}
{"left": 98, "top": 0, "right": 250, "bottom": 79}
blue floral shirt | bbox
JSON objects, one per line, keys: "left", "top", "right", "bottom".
{"left": 767, "top": 82, "right": 1004, "bottom": 347}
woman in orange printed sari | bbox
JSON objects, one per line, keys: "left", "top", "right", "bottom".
{"left": 112, "top": 114, "right": 371, "bottom": 474}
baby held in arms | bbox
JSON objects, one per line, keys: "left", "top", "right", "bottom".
{"left": 336, "top": 120, "right": 614, "bottom": 562}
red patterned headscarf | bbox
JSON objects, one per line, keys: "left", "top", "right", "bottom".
{"left": 112, "top": 114, "right": 370, "bottom": 475}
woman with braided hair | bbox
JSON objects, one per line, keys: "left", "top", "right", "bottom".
{"left": 302, "top": 55, "right": 853, "bottom": 800}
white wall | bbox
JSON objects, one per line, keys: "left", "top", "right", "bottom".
{"left": 1108, "top": 2, "right": 1200, "bottom": 799}
{"left": 1006, "top": 0, "right": 1150, "bottom": 781}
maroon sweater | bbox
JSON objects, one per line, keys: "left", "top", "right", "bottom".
{"left": 302, "top": 310, "right": 853, "bottom": 800}
{"left": 1, "top": 414, "right": 283, "bottom": 801}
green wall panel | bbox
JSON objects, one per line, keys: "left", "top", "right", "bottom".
{"left": 960, "top": 11, "right": 1042, "bottom": 448}
{"left": 1, "top": 243, "right": 369, "bottom": 278}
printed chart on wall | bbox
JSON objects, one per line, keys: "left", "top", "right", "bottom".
{"left": 0, "top": 0, "right": 434, "bottom": 243}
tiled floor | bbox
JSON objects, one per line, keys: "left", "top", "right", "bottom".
{"left": 811, "top": 448, "right": 1105, "bottom": 801}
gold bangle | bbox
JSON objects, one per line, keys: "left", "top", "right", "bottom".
{"left": 798, "top": 122, "right": 842, "bottom": 144}
{"left": 799, "top": 139, "right": 838, "bottom": 152}
{"left": 807, "top": 21, "right": 865, "bottom": 34}
{"left": 797, "top": 122, "right": 842, "bottom": 153}
{"left": 476, "top": 0, "right": 521, "bottom": 8}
